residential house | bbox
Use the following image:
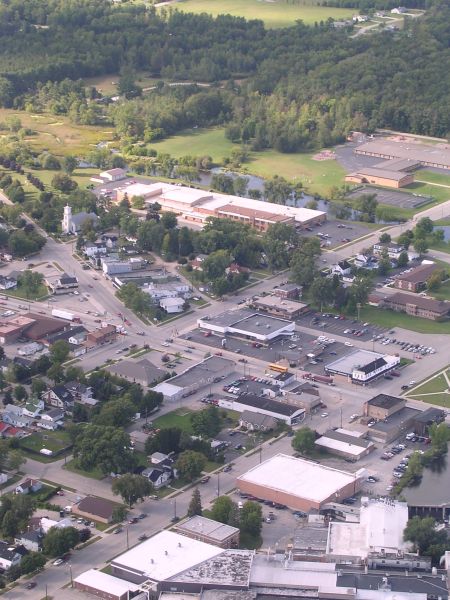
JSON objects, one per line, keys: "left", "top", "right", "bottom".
{"left": 225, "top": 263, "right": 251, "bottom": 276}
{"left": 354, "top": 254, "right": 378, "bottom": 269}
{"left": 84, "top": 242, "right": 107, "bottom": 258}
{"left": 332, "top": 260, "right": 352, "bottom": 277}
{"left": 40, "top": 517, "right": 72, "bottom": 534}
{"left": 64, "top": 381, "right": 95, "bottom": 404}
{"left": 0, "top": 275, "right": 17, "bottom": 290}
{"left": 352, "top": 14, "right": 369, "bottom": 22}
{"left": 190, "top": 254, "right": 208, "bottom": 271}
{"left": 0, "top": 541, "right": 24, "bottom": 571}
{"left": 160, "top": 296, "right": 185, "bottom": 314}
{"left": 150, "top": 452, "right": 171, "bottom": 466}
{"left": 239, "top": 410, "right": 277, "bottom": 432}
{"left": 141, "top": 466, "right": 173, "bottom": 489}
{"left": 0, "top": 472, "right": 8, "bottom": 485}
{"left": 38, "top": 408, "right": 64, "bottom": 430}
{"left": 15, "top": 478, "right": 42, "bottom": 495}
{"left": 101, "top": 234, "right": 119, "bottom": 249}
{"left": 373, "top": 242, "right": 405, "bottom": 260}
{"left": 44, "top": 325, "right": 88, "bottom": 348}
{"left": 391, "top": 6, "right": 407, "bottom": 13}
{"left": 15, "top": 530, "right": 43, "bottom": 553}
{"left": 72, "top": 496, "right": 116, "bottom": 524}
{"left": 2, "top": 409, "right": 32, "bottom": 428}
{"left": 42, "top": 385, "right": 75, "bottom": 412}
{"left": 23, "top": 398, "right": 45, "bottom": 418}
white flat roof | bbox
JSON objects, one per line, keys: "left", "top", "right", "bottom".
{"left": 74, "top": 569, "right": 140, "bottom": 594}
{"left": 112, "top": 530, "right": 223, "bottom": 581}
{"left": 250, "top": 555, "right": 337, "bottom": 589}
{"left": 315, "top": 437, "right": 367, "bottom": 456}
{"left": 152, "top": 381, "right": 183, "bottom": 397}
{"left": 121, "top": 182, "right": 164, "bottom": 197}
{"left": 237, "top": 454, "right": 358, "bottom": 503}
{"left": 161, "top": 187, "right": 211, "bottom": 205}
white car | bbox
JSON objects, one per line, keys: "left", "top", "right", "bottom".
{"left": 409, "top": 380, "right": 416, "bottom": 386}
{"left": 52, "top": 558, "right": 64, "bottom": 566}
{"left": 321, "top": 412, "right": 329, "bottom": 418}
{"left": 344, "top": 342, "right": 353, "bottom": 347}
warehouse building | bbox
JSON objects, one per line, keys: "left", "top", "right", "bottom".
{"left": 345, "top": 167, "right": 414, "bottom": 189}
{"left": 355, "top": 139, "right": 450, "bottom": 170}
{"left": 364, "top": 394, "right": 405, "bottom": 420}
{"left": 218, "top": 393, "right": 305, "bottom": 426}
{"left": 315, "top": 428, "right": 375, "bottom": 461}
{"left": 236, "top": 454, "right": 365, "bottom": 512}
{"left": 325, "top": 349, "right": 400, "bottom": 384}
{"left": 74, "top": 569, "right": 140, "bottom": 600}
{"left": 153, "top": 355, "right": 234, "bottom": 402}
{"left": 197, "top": 308, "right": 295, "bottom": 343}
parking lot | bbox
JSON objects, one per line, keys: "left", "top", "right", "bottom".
{"left": 295, "top": 312, "right": 387, "bottom": 343}
{"left": 346, "top": 185, "right": 432, "bottom": 210}
{"left": 300, "top": 219, "right": 375, "bottom": 250}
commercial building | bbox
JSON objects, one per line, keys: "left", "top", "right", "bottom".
{"left": 218, "top": 393, "right": 305, "bottom": 426}
{"left": 411, "top": 407, "right": 445, "bottom": 436}
{"left": 380, "top": 291, "right": 450, "bottom": 320}
{"left": 325, "top": 349, "right": 400, "bottom": 384}
{"left": 107, "top": 358, "right": 166, "bottom": 387}
{"left": 236, "top": 454, "right": 365, "bottom": 512}
{"left": 394, "top": 263, "right": 439, "bottom": 293}
{"left": 197, "top": 308, "right": 295, "bottom": 343}
{"left": 153, "top": 356, "right": 234, "bottom": 402}
{"left": 74, "top": 569, "right": 140, "bottom": 600}
{"left": 355, "top": 139, "right": 450, "bottom": 170}
{"left": 47, "top": 273, "right": 79, "bottom": 294}
{"left": 174, "top": 516, "right": 239, "bottom": 549}
{"left": 251, "top": 296, "right": 309, "bottom": 320}
{"left": 273, "top": 283, "right": 301, "bottom": 299}
{"left": 364, "top": 394, "right": 405, "bottom": 420}
{"left": 115, "top": 181, "right": 326, "bottom": 231}
{"left": 369, "top": 407, "right": 421, "bottom": 444}
{"left": 315, "top": 429, "right": 375, "bottom": 461}
{"left": 86, "top": 324, "right": 117, "bottom": 347}
{"left": 345, "top": 167, "right": 414, "bottom": 189}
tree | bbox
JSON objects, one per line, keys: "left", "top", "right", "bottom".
{"left": 377, "top": 248, "right": 391, "bottom": 276}
{"left": 187, "top": 488, "right": 203, "bottom": 517}
{"left": 1, "top": 510, "right": 19, "bottom": 538}
{"left": 403, "top": 516, "right": 447, "bottom": 558}
{"left": 414, "top": 217, "right": 434, "bottom": 238}
{"left": 292, "top": 427, "right": 316, "bottom": 455}
{"left": 397, "top": 251, "right": 409, "bottom": 268}
{"left": 202, "top": 250, "right": 232, "bottom": 281}
{"left": 73, "top": 425, "right": 136, "bottom": 475}
{"left": 413, "top": 237, "right": 428, "bottom": 256}
{"left": 112, "top": 474, "right": 153, "bottom": 507}
{"left": 309, "top": 278, "right": 332, "bottom": 312}
{"left": 210, "top": 495, "right": 235, "bottom": 524}
{"left": 94, "top": 397, "right": 135, "bottom": 428}
{"left": 428, "top": 422, "right": 450, "bottom": 456}
{"left": 145, "top": 427, "right": 183, "bottom": 455}
{"left": 47, "top": 363, "right": 65, "bottom": 384}
{"left": 240, "top": 501, "right": 262, "bottom": 537}
{"left": 20, "top": 552, "right": 46, "bottom": 575}
{"left": 13, "top": 385, "right": 27, "bottom": 402}
{"left": 112, "top": 506, "right": 127, "bottom": 523}
{"left": 17, "top": 270, "right": 43, "bottom": 298}
{"left": 427, "top": 270, "right": 444, "bottom": 292}
{"left": 379, "top": 233, "right": 391, "bottom": 243}
{"left": 79, "top": 528, "right": 91, "bottom": 543}
{"left": 43, "top": 526, "right": 80, "bottom": 557}
{"left": 161, "top": 212, "right": 177, "bottom": 230}
{"left": 175, "top": 451, "right": 206, "bottom": 482}
{"left": 63, "top": 155, "right": 78, "bottom": 175}
{"left": 190, "top": 406, "right": 221, "bottom": 438}
{"left": 50, "top": 340, "right": 71, "bottom": 364}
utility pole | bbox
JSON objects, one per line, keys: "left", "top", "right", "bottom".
{"left": 217, "top": 472, "right": 220, "bottom": 497}
{"left": 126, "top": 527, "right": 129, "bottom": 549}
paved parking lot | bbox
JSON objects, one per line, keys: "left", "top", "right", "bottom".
{"left": 300, "top": 219, "right": 375, "bottom": 250}
{"left": 295, "top": 313, "right": 387, "bottom": 342}
{"left": 346, "top": 185, "right": 432, "bottom": 210}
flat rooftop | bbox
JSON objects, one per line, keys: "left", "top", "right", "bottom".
{"left": 326, "top": 349, "right": 386, "bottom": 376}
{"left": 253, "top": 296, "right": 308, "bottom": 312}
{"left": 237, "top": 454, "right": 359, "bottom": 504}
{"left": 200, "top": 309, "right": 292, "bottom": 335}
{"left": 175, "top": 515, "right": 239, "bottom": 542}
{"left": 167, "top": 355, "right": 234, "bottom": 388}
{"left": 167, "top": 549, "right": 253, "bottom": 587}
{"left": 371, "top": 406, "right": 420, "bottom": 433}
{"left": 348, "top": 167, "right": 411, "bottom": 181}
{"left": 227, "top": 393, "right": 303, "bottom": 417}
{"left": 367, "top": 393, "right": 404, "bottom": 409}
{"left": 111, "top": 530, "right": 222, "bottom": 581}
{"left": 74, "top": 569, "right": 140, "bottom": 594}
{"left": 355, "top": 139, "right": 450, "bottom": 169}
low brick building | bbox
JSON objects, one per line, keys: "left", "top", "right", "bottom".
{"left": 381, "top": 292, "right": 450, "bottom": 320}
{"left": 394, "top": 263, "right": 439, "bottom": 293}
{"left": 174, "top": 515, "right": 240, "bottom": 549}
{"left": 72, "top": 496, "right": 116, "bottom": 524}
{"left": 364, "top": 394, "right": 405, "bottom": 420}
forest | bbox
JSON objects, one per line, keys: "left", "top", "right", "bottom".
{"left": 0, "top": 0, "right": 448, "bottom": 153}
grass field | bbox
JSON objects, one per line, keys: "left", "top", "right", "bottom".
{"left": 153, "top": 408, "right": 195, "bottom": 434}
{"left": 0, "top": 108, "right": 113, "bottom": 157}
{"left": 406, "top": 368, "right": 450, "bottom": 408}
{"left": 171, "top": 0, "right": 355, "bottom": 28}
{"left": 150, "top": 127, "right": 346, "bottom": 195}
{"left": 20, "top": 430, "right": 72, "bottom": 454}
{"left": 3, "top": 284, "right": 49, "bottom": 301}
{"left": 83, "top": 71, "right": 161, "bottom": 96}
{"left": 430, "top": 280, "right": 450, "bottom": 301}
{"left": 415, "top": 170, "right": 450, "bottom": 187}
{"left": 359, "top": 305, "right": 450, "bottom": 334}
{"left": 64, "top": 458, "right": 104, "bottom": 480}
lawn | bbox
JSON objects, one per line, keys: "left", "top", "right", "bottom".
{"left": 409, "top": 372, "right": 449, "bottom": 395}
{"left": 406, "top": 369, "right": 450, "bottom": 408}
{"left": 415, "top": 170, "right": 450, "bottom": 187}
{"left": 0, "top": 107, "right": 113, "bottom": 157}
{"left": 408, "top": 393, "right": 450, "bottom": 408}
{"left": 20, "top": 430, "right": 72, "bottom": 455}
{"left": 358, "top": 305, "right": 450, "bottom": 334}
{"left": 431, "top": 280, "right": 450, "bottom": 301}
{"left": 149, "top": 127, "right": 346, "bottom": 195}
{"left": 3, "top": 284, "right": 49, "bottom": 301}
{"left": 404, "top": 181, "right": 450, "bottom": 204}
{"left": 64, "top": 458, "right": 105, "bottom": 480}
{"left": 170, "top": 0, "right": 355, "bottom": 28}
{"left": 153, "top": 408, "right": 195, "bottom": 434}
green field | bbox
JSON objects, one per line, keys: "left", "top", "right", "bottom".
{"left": 407, "top": 369, "right": 450, "bottom": 408}
{"left": 415, "top": 170, "right": 450, "bottom": 187}
{"left": 405, "top": 181, "right": 450, "bottom": 204}
{"left": 3, "top": 283, "right": 49, "bottom": 300}
{"left": 153, "top": 408, "right": 195, "bottom": 434}
{"left": 430, "top": 280, "right": 450, "bottom": 301}
{"left": 171, "top": 0, "right": 355, "bottom": 28}
{"left": 359, "top": 305, "right": 450, "bottom": 334}
{"left": 150, "top": 127, "right": 346, "bottom": 195}
{"left": 20, "top": 430, "right": 72, "bottom": 455}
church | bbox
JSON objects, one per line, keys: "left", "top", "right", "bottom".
{"left": 61, "top": 205, "right": 99, "bottom": 235}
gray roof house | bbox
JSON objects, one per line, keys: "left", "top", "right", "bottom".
{"left": 107, "top": 359, "right": 166, "bottom": 387}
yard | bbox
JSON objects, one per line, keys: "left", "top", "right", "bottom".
{"left": 153, "top": 408, "right": 195, "bottom": 434}
{"left": 415, "top": 170, "right": 450, "bottom": 187}
{"left": 430, "top": 280, "right": 450, "bottom": 301}
{"left": 406, "top": 368, "right": 450, "bottom": 408}
{"left": 170, "top": 0, "right": 355, "bottom": 28}
{"left": 64, "top": 458, "right": 105, "bottom": 480}
{"left": 3, "top": 283, "right": 49, "bottom": 301}
{"left": 358, "top": 305, "right": 450, "bottom": 334}
{"left": 20, "top": 430, "right": 72, "bottom": 458}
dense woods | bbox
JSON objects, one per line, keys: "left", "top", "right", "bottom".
{"left": 0, "top": 0, "right": 448, "bottom": 151}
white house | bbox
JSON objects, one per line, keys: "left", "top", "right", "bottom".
{"left": 99, "top": 168, "right": 127, "bottom": 182}
{"left": 141, "top": 466, "right": 172, "bottom": 489}
{"left": 0, "top": 473, "right": 8, "bottom": 485}
{"left": 0, "top": 275, "right": 17, "bottom": 290}
{"left": 0, "top": 542, "right": 23, "bottom": 571}
{"left": 332, "top": 260, "right": 352, "bottom": 277}
{"left": 84, "top": 242, "right": 107, "bottom": 257}
{"left": 38, "top": 409, "right": 64, "bottom": 430}
{"left": 160, "top": 296, "right": 185, "bottom": 314}
{"left": 23, "top": 398, "right": 45, "bottom": 418}
{"left": 40, "top": 517, "right": 72, "bottom": 534}
{"left": 391, "top": 6, "right": 407, "bottom": 13}
{"left": 15, "top": 478, "right": 42, "bottom": 494}
{"left": 2, "top": 407, "right": 32, "bottom": 428}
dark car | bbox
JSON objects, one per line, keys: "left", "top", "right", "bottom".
{"left": 138, "top": 534, "right": 148, "bottom": 541}
{"left": 138, "top": 513, "right": 147, "bottom": 519}
{"left": 26, "top": 582, "right": 37, "bottom": 589}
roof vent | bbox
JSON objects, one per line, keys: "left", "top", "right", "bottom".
{"left": 178, "top": 542, "right": 181, "bottom": 547}
{"left": 165, "top": 550, "right": 168, "bottom": 556}
{"left": 150, "top": 558, "right": 154, "bottom": 564}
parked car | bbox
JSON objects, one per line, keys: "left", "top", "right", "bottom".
{"left": 200, "top": 476, "right": 210, "bottom": 484}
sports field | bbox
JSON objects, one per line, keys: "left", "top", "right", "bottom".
{"left": 171, "top": 0, "right": 355, "bottom": 28}
{"left": 150, "top": 127, "right": 346, "bottom": 194}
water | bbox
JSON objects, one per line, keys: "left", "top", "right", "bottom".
{"left": 402, "top": 444, "right": 450, "bottom": 511}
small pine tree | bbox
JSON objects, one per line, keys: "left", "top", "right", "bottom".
{"left": 187, "top": 488, "right": 202, "bottom": 517}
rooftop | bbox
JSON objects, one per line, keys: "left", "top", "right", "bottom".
{"left": 348, "top": 167, "right": 411, "bottom": 181}
{"left": 326, "top": 349, "right": 389, "bottom": 376}
{"left": 167, "top": 549, "right": 254, "bottom": 587}
{"left": 111, "top": 530, "right": 223, "bottom": 581}
{"left": 74, "top": 569, "right": 140, "bottom": 595}
{"left": 253, "top": 296, "right": 308, "bottom": 312}
{"left": 337, "top": 572, "right": 448, "bottom": 599}
{"left": 228, "top": 393, "right": 304, "bottom": 417}
{"left": 356, "top": 138, "right": 450, "bottom": 169}
{"left": 107, "top": 358, "right": 166, "bottom": 385}
{"left": 395, "top": 262, "right": 438, "bottom": 284}
{"left": 367, "top": 393, "right": 404, "bottom": 409}
{"left": 237, "top": 454, "right": 361, "bottom": 503}
{"left": 175, "top": 515, "right": 239, "bottom": 542}
{"left": 385, "top": 291, "right": 450, "bottom": 314}
{"left": 370, "top": 406, "right": 420, "bottom": 433}
{"left": 76, "top": 496, "right": 116, "bottom": 520}
{"left": 166, "top": 355, "right": 234, "bottom": 389}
